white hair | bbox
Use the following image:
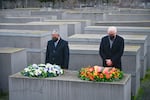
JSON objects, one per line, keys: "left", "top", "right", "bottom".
{"left": 107, "top": 26, "right": 117, "bottom": 33}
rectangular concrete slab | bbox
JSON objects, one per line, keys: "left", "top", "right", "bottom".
{"left": 62, "top": 10, "right": 104, "bottom": 23}
{"left": 84, "top": 26, "right": 150, "bottom": 68}
{"left": 44, "top": 19, "right": 91, "bottom": 33}
{"left": 95, "top": 21, "right": 150, "bottom": 27}
{"left": 84, "top": 26, "right": 150, "bottom": 34}
{"left": 0, "top": 17, "right": 44, "bottom": 23}
{"left": 69, "top": 44, "right": 141, "bottom": 73}
{"left": 0, "top": 29, "right": 51, "bottom": 65}
{"left": 9, "top": 70, "right": 131, "bottom": 100}
{"left": 103, "top": 13, "right": 150, "bottom": 21}
{"left": 0, "top": 22, "right": 68, "bottom": 40}
{"left": 0, "top": 47, "right": 27, "bottom": 92}
{"left": 31, "top": 10, "right": 65, "bottom": 19}
{"left": 68, "top": 44, "right": 140, "bottom": 95}
{"left": 0, "top": 29, "right": 51, "bottom": 49}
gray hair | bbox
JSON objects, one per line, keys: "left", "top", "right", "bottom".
{"left": 52, "top": 30, "right": 59, "bottom": 34}
{"left": 107, "top": 26, "right": 117, "bottom": 33}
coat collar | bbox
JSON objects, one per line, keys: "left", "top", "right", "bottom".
{"left": 107, "top": 35, "right": 118, "bottom": 49}
{"left": 55, "top": 38, "right": 62, "bottom": 49}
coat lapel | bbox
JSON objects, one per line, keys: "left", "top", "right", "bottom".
{"left": 106, "top": 36, "right": 111, "bottom": 50}
{"left": 52, "top": 41, "right": 56, "bottom": 50}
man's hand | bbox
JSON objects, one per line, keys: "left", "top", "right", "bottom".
{"left": 106, "top": 59, "right": 113, "bottom": 66}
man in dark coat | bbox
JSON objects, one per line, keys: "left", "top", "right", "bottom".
{"left": 45, "top": 31, "right": 69, "bottom": 69}
{"left": 99, "top": 26, "right": 124, "bottom": 70}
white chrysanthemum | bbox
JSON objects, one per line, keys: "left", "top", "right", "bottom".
{"left": 38, "top": 67, "right": 43, "bottom": 71}
{"left": 38, "top": 69, "right": 42, "bottom": 74}
{"left": 32, "top": 64, "right": 38, "bottom": 68}
{"left": 34, "top": 69, "right": 42, "bottom": 76}
{"left": 50, "top": 67, "right": 55, "bottom": 71}
{"left": 44, "top": 68, "right": 48, "bottom": 73}
{"left": 54, "top": 65, "right": 61, "bottom": 69}
{"left": 38, "top": 64, "right": 46, "bottom": 67}
{"left": 60, "top": 69, "right": 63, "bottom": 74}
{"left": 45, "top": 63, "right": 53, "bottom": 68}
{"left": 24, "top": 68, "right": 30, "bottom": 72}
{"left": 52, "top": 71, "right": 56, "bottom": 76}
{"left": 54, "top": 68, "right": 58, "bottom": 72}
{"left": 29, "top": 72, "right": 34, "bottom": 76}
{"left": 35, "top": 70, "right": 39, "bottom": 76}
{"left": 48, "top": 69, "right": 53, "bottom": 73}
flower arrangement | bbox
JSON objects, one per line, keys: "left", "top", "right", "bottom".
{"left": 79, "top": 65, "right": 124, "bottom": 82}
{"left": 21, "top": 63, "right": 64, "bottom": 78}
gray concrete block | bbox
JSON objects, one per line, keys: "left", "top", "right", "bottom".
{"left": 140, "top": 55, "right": 147, "bottom": 78}
{"left": 0, "top": 17, "right": 44, "bottom": 23}
{"left": 27, "top": 49, "right": 45, "bottom": 64}
{"left": 0, "top": 30, "right": 51, "bottom": 65}
{"left": 9, "top": 71, "right": 131, "bottom": 100}
{"left": 62, "top": 11, "right": 104, "bottom": 23}
{"left": 69, "top": 34, "right": 147, "bottom": 78}
{"left": 84, "top": 26, "right": 150, "bottom": 35}
{"left": 69, "top": 34, "right": 147, "bottom": 57}
{"left": 131, "top": 69, "right": 141, "bottom": 96}
{"left": 84, "top": 26, "right": 150, "bottom": 67}
{"left": 103, "top": 13, "right": 150, "bottom": 21}
{"left": 31, "top": 10, "right": 64, "bottom": 19}
{"left": 95, "top": 21, "right": 150, "bottom": 27}
{"left": 62, "top": 10, "right": 150, "bottom": 22}
{"left": 114, "top": 8, "right": 150, "bottom": 14}
{"left": 70, "top": 22, "right": 81, "bottom": 35}
{"left": 69, "top": 44, "right": 141, "bottom": 74}
{"left": 68, "top": 44, "right": 140, "bottom": 96}
{"left": 0, "top": 22, "right": 68, "bottom": 40}
{"left": 122, "top": 46, "right": 141, "bottom": 75}
{"left": 0, "top": 47, "right": 27, "bottom": 92}
{"left": 147, "top": 46, "right": 150, "bottom": 69}
{"left": 44, "top": 19, "right": 91, "bottom": 34}
{"left": 0, "top": 10, "right": 31, "bottom": 17}
{"left": 0, "top": 30, "right": 51, "bottom": 49}
{"left": 42, "top": 21, "right": 81, "bottom": 36}
{"left": 0, "top": 9, "right": 60, "bottom": 19}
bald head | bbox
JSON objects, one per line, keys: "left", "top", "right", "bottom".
{"left": 107, "top": 26, "right": 117, "bottom": 36}
{"left": 107, "top": 26, "right": 117, "bottom": 40}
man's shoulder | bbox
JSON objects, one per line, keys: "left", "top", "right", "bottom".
{"left": 116, "top": 35, "right": 124, "bottom": 40}
{"left": 48, "top": 40, "right": 53, "bottom": 43}
{"left": 47, "top": 40, "right": 54, "bottom": 45}
{"left": 102, "top": 35, "right": 108, "bottom": 40}
{"left": 60, "top": 39, "right": 68, "bottom": 44}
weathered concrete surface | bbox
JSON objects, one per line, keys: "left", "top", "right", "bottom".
{"left": 31, "top": 10, "right": 64, "bottom": 19}
{"left": 69, "top": 34, "right": 147, "bottom": 78}
{"left": 0, "top": 22, "right": 68, "bottom": 40}
{"left": 62, "top": 10, "right": 104, "bottom": 23}
{"left": 103, "top": 14, "right": 150, "bottom": 21}
{"left": 84, "top": 26, "right": 150, "bottom": 68}
{"left": 0, "top": 29, "right": 51, "bottom": 64}
{"left": 44, "top": 19, "right": 91, "bottom": 33}
{"left": 42, "top": 21, "right": 81, "bottom": 36}
{"left": 69, "top": 44, "right": 140, "bottom": 95}
{"left": 0, "top": 17, "right": 44, "bottom": 23}
{"left": 9, "top": 70, "right": 131, "bottom": 100}
{"left": 95, "top": 21, "right": 150, "bottom": 27}
{"left": 0, "top": 47, "right": 27, "bottom": 92}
